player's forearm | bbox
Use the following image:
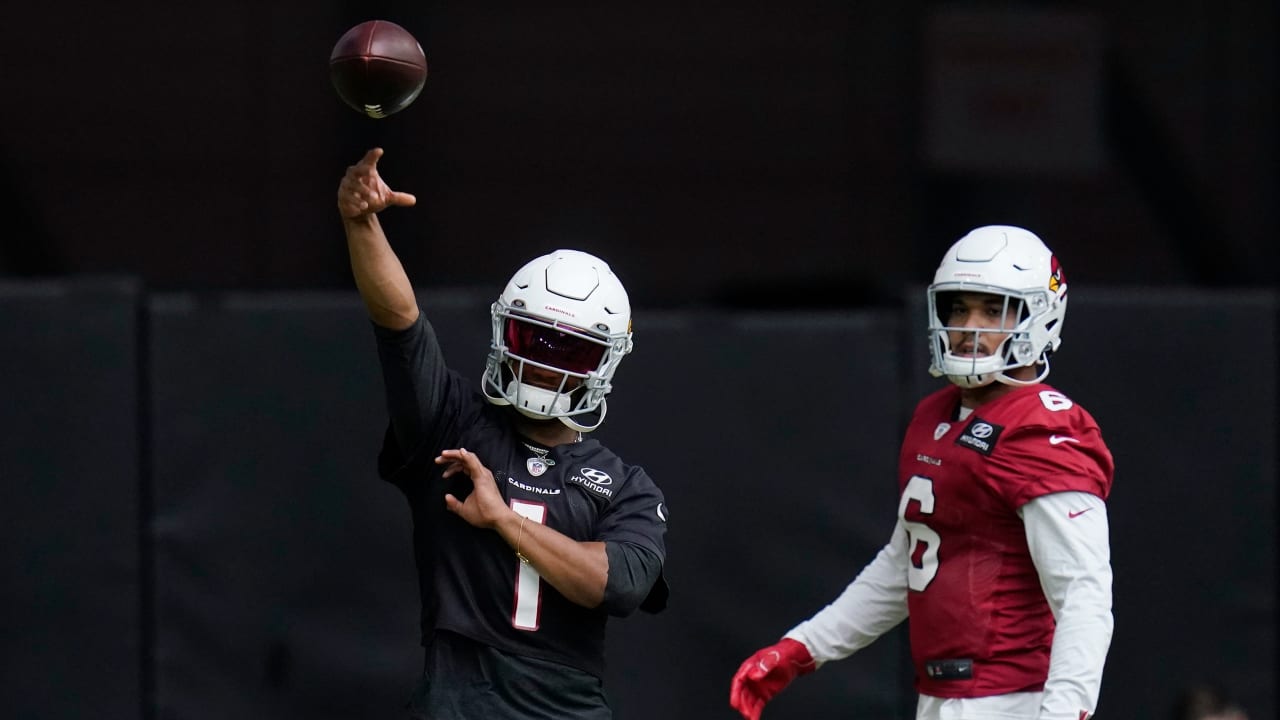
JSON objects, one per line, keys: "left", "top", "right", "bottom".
{"left": 787, "top": 522, "right": 911, "bottom": 663}
{"left": 496, "top": 513, "right": 608, "bottom": 608}
{"left": 1038, "top": 564, "right": 1113, "bottom": 718}
{"left": 1040, "top": 602, "right": 1113, "bottom": 719}
{"left": 344, "top": 214, "right": 419, "bottom": 329}
{"left": 1023, "top": 492, "right": 1113, "bottom": 719}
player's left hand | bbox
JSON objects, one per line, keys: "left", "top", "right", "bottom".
{"left": 729, "top": 638, "right": 816, "bottom": 720}
{"left": 436, "top": 448, "right": 510, "bottom": 529}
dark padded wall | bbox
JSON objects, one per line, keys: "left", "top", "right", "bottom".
{"left": 906, "top": 288, "right": 1278, "bottom": 720}
{"left": 147, "top": 291, "right": 909, "bottom": 719}
{"left": 146, "top": 292, "right": 445, "bottom": 719}
{"left": 0, "top": 279, "right": 142, "bottom": 720}
{"left": 6, "top": 281, "right": 1274, "bottom": 719}
{"left": 1054, "top": 290, "right": 1277, "bottom": 720}
{"left": 597, "top": 311, "right": 910, "bottom": 718}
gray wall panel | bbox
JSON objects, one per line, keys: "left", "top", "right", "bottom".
{"left": 147, "top": 292, "right": 911, "bottom": 720}
{"left": 9, "top": 282, "right": 1268, "bottom": 719}
{"left": 1053, "top": 290, "right": 1276, "bottom": 720}
{"left": 0, "top": 279, "right": 141, "bottom": 720}
{"left": 599, "top": 310, "right": 910, "bottom": 719}
{"left": 148, "top": 292, "right": 427, "bottom": 720}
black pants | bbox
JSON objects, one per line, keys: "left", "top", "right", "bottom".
{"left": 407, "top": 631, "right": 611, "bottom": 720}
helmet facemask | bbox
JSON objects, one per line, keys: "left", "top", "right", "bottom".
{"left": 485, "top": 308, "right": 624, "bottom": 430}
{"left": 481, "top": 249, "right": 633, "bottom": 433}
{"left": 927, "top": 287, "right": 1057, "bottom": 388}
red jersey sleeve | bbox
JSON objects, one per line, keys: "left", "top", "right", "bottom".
{"left": 984, "top": 391, "right": 1115, "bottom": 508}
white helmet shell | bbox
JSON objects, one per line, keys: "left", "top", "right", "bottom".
{"left": 926, "top": 225, "right": 1067, "bottom": 388}
{"left": 482, "top": 249, "right": 633, "bottom": 432}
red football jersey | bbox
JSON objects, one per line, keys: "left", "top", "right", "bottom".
{"left": 897, "top": 383, "right": 1113, "bottom": 698}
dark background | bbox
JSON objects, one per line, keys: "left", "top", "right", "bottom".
{"left": 1, "top": 1, "right": 1276, "bottom": 719}
{"left": 2, "top": 1, "right": 1275, "bottom": 299}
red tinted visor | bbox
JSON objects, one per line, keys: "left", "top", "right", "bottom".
{"left": 505, "top": 318, "right": 607, "bottom": 375}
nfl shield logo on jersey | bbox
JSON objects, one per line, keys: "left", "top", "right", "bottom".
{"left": 527, "top": 457, "right": 548, "bottom": 477}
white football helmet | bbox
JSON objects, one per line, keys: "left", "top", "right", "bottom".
{"left": 927, "top": 225, "right": 1067, "bottom": 388}
{"left": 482, "top": 249, "right": 633, "bottom": 432}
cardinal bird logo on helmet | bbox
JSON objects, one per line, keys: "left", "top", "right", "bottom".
{"left": 1048, "top": 255, "right": 1066, "bottom": 294}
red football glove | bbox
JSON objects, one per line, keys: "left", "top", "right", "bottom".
{"left": 729, "top": 637, "right": 816, "bottom": 720}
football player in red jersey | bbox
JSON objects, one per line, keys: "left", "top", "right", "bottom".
{"left": 730, "top": 225, "right": 1114, "bottom": 720}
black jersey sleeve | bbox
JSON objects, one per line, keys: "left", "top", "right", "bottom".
{"left": 602, "top": 541, "right": 663, "bottom": 617}
{"left": 373, "top": 314, "right": 445, "bottom": 454}
{"left": 594, "top": 465, "right": 669, "bottom": 614}
{"left": 372, "top": 314, "right": 479, "bottom": 485}
{"left": 594, "top": 468, "right": 667, "bottom": 551}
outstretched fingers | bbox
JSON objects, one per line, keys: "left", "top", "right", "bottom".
{"left": 389, "top": 190, "right": 417, "bottom": 207}
{"left": 436, "top": 447, "right": 482, "bottom": 476}
{"left": 338, "top": 147, "right": 417, "bottom": 217}
{"left": 436, "top": 448, "right": 498, "bottom": 491}
{"left": 356, "top": 147, "right": 384, "bottom": 170}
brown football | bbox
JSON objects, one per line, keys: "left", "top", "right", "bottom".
{"left": 330, "top": 20, "right": 427, "bottom": 119}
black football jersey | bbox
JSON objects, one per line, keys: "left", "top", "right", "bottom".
{"left": 375, "top": 316, "right": 668, "bottom": 678}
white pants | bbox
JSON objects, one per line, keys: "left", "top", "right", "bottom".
{"left": 916, "top": 691, "right": 1042, "bottom": 720}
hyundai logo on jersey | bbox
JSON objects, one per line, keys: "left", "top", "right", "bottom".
{"left": 956, "top": 417, "right": 1004, "bottom": 456}
{"left": 568, "top": 468, "right": 615, "bottom": 498}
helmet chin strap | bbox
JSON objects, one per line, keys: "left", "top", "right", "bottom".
{"left": 994, "top": 356, "right": 1051, "bottom": 387}
{"left": 559, "top": 402, "right": 606, "bottom": 433}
